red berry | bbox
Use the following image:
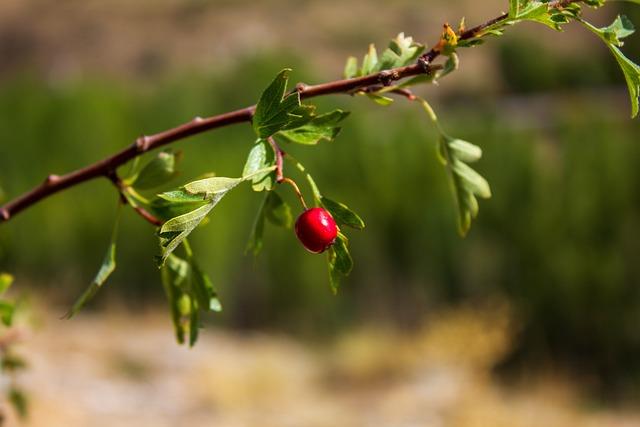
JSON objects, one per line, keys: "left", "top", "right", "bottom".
{"left": 295, "top": 207, "right": 338, "bottom": 253}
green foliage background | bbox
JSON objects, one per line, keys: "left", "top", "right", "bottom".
{"left": 1, "top": 3, "right": 640, "bottom": 390}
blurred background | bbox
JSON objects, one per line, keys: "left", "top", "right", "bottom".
{"left": 1, "top": 0, "right": 640, "bottom": 425}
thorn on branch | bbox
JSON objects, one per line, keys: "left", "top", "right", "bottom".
{"left": 135, "top": 135, "right": 151, "bottom": 153}
{"left": 417, "top": 57, "right": 431, "bottom": 74}
{"left": 45, "top": 174, "right": 60, "bottom": 185}
{"left": 0, "top": 208, "right": 9, "bottom": 222}
{"left": 378, "top": 70, "right": 399, "bottom": 87}
{"left": 192, "top": 116, "right": 204, "bottom": 124}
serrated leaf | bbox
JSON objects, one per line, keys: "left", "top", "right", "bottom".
{"left": 0, "top": 273, "right": 13, "bottom": 295}
{"left": 65, "top": 207, "right": 121, "bottom": 318}
{"left": 582, "top": 17, "right": 640, "bottom": 117}
{"left": 438, "top": 134, "right": 491, "bottom": 236}
{"left": 253, "top": 69, "right": 313, "bottom": 138}
{"left": 131, "top": 150, "right": 181, "bottom": 190}
{"left": 321, "top": 197, "right": 365, "bottom": 230}
{"left": 507, "top": 0, "right": 580, "bottom": 31}
{"left": 326, "top": 233, "right": 353, "bottom": 294}
{"left": 377, "top": 33, "right": 425, "bottom": 70}
{"left": 158, "top": 202, "right": 216, "bottom": 264}
{"left": 242, "top": 139, "right": 275, "bottom": 191}
{"left": 264, "top": 191, "right": 292, "bottom": 228}
{"left": 278, "top": 110, "right": 350, "bottom": 145}
{"left": 159, "top": 167, "right": 276, "bottom": 263}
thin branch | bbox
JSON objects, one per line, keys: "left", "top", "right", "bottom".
{"left": 0, "top": 0, "right": 585, "bottom": 224}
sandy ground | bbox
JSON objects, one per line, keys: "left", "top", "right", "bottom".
{"left": 0, "top": 305, "right": 638, "bottom": 427}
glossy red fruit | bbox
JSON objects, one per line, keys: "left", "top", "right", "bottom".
{"left": 295, "top": 207, "right": 338, "bottom": 253}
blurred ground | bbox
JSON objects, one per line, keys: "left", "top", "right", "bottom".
{"left": 0, "top": 305, "right": 638, "bottom": 427}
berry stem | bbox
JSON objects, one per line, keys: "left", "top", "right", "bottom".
{"left": 267, "top": 137, "right": 285, "bottom": 183}
{"left": 281, "top": 177, "right": 308, "bottom": 210}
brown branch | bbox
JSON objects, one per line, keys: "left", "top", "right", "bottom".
{"left": 0, "top": 1, "right": 586, "bottom": 224}
{"left": 106, "top": 171, "right": 164, "bottom": 227}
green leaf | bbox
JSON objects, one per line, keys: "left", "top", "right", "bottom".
{"left": 438, "top": 134, "right": 491, "bottom": 236}
{"left": 264, "top": 191, "right": 292, "bottom": 228}
{"left": 366, "top": 93, "right": 394, "bottom": 106}
{"left": 343, "top": 33, "right": 424, "bottom": 79}
{"left": 604, "top": 15, "right": 635, "bottom": 44}
{"left": 130, "top": 150, "right": 181, "bottom": 190}
{"left": 582, "top": 17, "right": 640, "bottom": 117}
{"left": 0, "top": 300, "right": 15, "bottom": 326}
{"left": 377, "top": 33, "right": 425, "bottom": 70}
{"left": 344, "top": 56, "right": 358, "bottom": 79}
{"left": 159, "top": 203, "right": 216, "bottom": 265}
{"left": 253, "top": 69, "right": 313, "bottom": 138}
{"left": 189, "top": 297, "right": 200, "bottom": 347}
{"left": 361, "top": 44, "right": 379, "bottom": 75}
{"left": 320, "top": 197, "right": 365, "bottom": 230}
{"left": 190, "top": 258, "right": 222, "bottom": 313}
{"left": 162, "top": 248, "right": 220, "bottom": 347}
{"left": 9, "top": 387, "right": 28, "bottom": 419}
{"left": 326, "top": 233, "right": 353, "bottom": 294}
{"left": 507, "top": 1, "right": 581, "bottom": 31}
{"left": 278, "top": 110, "right": 350, "bottom": 145}
{"left": 0, "top": 273, "right": 14, "bottom": 295}
{"left": 609, "top": 44, "right": 640, "bottom": 118}
{"left": 150, "top": 190, "right": 209, "bottom": 221}
{"left": 184, "top": 177, "right": 242, "bottom": 198}
{"left": 242, "top": 139, "right": 275, "bottom": 191}
{"left": 65, "top": 206, "right": 121, "bottom": 318}
{"left": 161, "top": 254, "right": 189, "bottom": 344}
{"left": 509, "top": 0, "right": 520, "bottom": 18}
{"left": 159, "top": 167, "right": 276, "bottom": 264}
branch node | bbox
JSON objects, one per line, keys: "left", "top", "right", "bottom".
{"left": 417, "top": 57, "right": 431, "bottom": 74}
{"left": 45, "top": 174, "right": 61, "bottom": 185}
{"left": 378, "top": 70, "right": 399, "bottom": 87}
{"left": 135, "top": 135, "right": 151, "bottom": 153}
{"left": 192, "top": 116, "right": 204, "bottom": 124}
{"left": 295, "top": 83, "right": 309, "bottom": 93}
